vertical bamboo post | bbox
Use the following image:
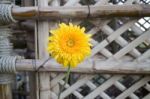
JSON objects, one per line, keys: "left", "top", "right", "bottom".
{"left": 36, "top": 0, "right": 51, "bottom": 99}
{"left": 0, "top": 1, "right": 15, "bottom": 99}
{"left": 0, "top": 2, "right": 14, "bottom": 99}
{"left": 21, "top": 0, "right": 37, "bottom": 99}
{"left": 0, "top": 22, "right": 13, "bottom": 99}
{"left": 0, "top": 84, "right": 12, "bottom": 99}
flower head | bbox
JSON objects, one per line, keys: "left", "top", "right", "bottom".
{"left": 47, "top": 23, "right": 92, "bottom": 68}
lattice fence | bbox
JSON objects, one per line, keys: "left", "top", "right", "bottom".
{"left": 35, "top": 0, "right": 150, "bottom": 99}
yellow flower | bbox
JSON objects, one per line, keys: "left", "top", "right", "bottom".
{"left": 47, "top": 23, "right": 92, "bottom": 68}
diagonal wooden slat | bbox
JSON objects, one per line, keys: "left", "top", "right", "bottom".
{"left": 59, "top": 79, "right": 84, "bottom": 99}
{"left": 50, "top": 74, "right": 65, "bottom": 89}
{"left": 50, "top": 0, "right": 60, "bottom": 6}
{"left": 137, "top": 49, "right": 150, "bottom": 61}
{"left": 145, "top": 83, "right": 150, "bottom": 92}
{"left": 64, "top": 0, "right": 80, "bottom": 6}
{"left": 92, "top": 20, "right": 137, "bottom": 57}
{"left": 86, "top": 81, "right": 97, "bottom": 90}
{"left": 102, "top": 23, "right": 141, "bottom": 58}
{"left": 114, "top": 81, "right": 140, "bottom": 99}
{"left": 113, "top": 29, "right": 150, "bottom": 59}
{"left": 132, "top": 24, "right": 150, "bottom": 44}
{"left": 100, "top": 92, "right": 111, "bottom": 99}
{"left": 129, "top": 93, "right": 139, "bottom": 99}
{"left": 116, "top": 76, "right": 150, "bottom": 99}
{"left": 94, "top": 0, "right": 109, "bottom": 6}
{"left": 83, "top": 75, "right": 122, "bottom": 99}
{"left": 50, "top": 91, "right": 58, "bottom": 99}
{"left": 143, "top": 93, "right": 150, "bottom": 99}
{"left": 60, "top": 75, "right": 94, "bottom": 99}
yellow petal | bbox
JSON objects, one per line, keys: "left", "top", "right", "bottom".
{"left": 47, "top": 23, "right": 92, "bottom": 68}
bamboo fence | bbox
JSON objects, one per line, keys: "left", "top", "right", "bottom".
{"left": 0, "top": 0, "right": 150, "bottom": 99}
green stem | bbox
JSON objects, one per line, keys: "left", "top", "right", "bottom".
{"left": 58, "top": 65, "right": 71, "bottom": 99}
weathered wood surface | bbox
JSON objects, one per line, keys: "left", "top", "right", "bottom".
{"left": 12, "top": 4, "right": 150, "bottom": 20}
{"left": 15, "top": 59, "right": 150, "bottom": 74}
{"left": 0, "top": 84, "right": 12, "bottom": 99}
{"left": 36, "top": 0, "right": 51, "bottom": 99}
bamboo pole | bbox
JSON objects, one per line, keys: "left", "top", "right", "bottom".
{"left": 36, "top": 0, "right": 51, "bottom": 99}
{"left": 12, "top": 4, "right": 150, "bottom": 20}
{"left": 15, "top": 59, "right": 150, "bottom": 74}
{"left": 0, "top": 84, "right": 12, "bottom": 99}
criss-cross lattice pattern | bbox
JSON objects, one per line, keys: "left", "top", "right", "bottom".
{"left": 36, "top": 0, "right": 150, "bottom": 99}
{"left": 50, "top": 74, "right": 150, "bottom": 99}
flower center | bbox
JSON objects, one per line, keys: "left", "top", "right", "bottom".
{"left": 66, "top": 39, "right": 75, "bottom": 47}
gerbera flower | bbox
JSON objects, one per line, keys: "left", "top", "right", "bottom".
{"left": 47, "top": 23, "right": 92, "bottom": 68}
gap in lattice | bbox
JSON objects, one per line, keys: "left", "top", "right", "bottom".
{"left": 77, "top": 84, "right": 92, "bottom": 96}
{"left": 105, "top": 85, "right": 122, "bottom": 98}
{"left": 95, "top": 95, "right": 103, "bottom": 99}
{"left": 92, "top": 30, "right": 107, "bottom": 43}
{"left": 119, "top": 75, "right": 143, "bottom": 88}
{"left": 105, "top": 41, "right": 122, "bottom": 54}
{"left": 121, "top": 30, "right": 138, "bottom": 43}
{"left": 136, "top": 42, "right": 150, "bottom": 54}
{"left": 109, "top": 0, "right": 127, "bottom": 4}
{"left": 134, "top": 84, "right": 150, "bottom": 98}
{"left": 140, "top": 0, "right": 150, "bottom": 4}
{"left": 79, "top": 0, "right": 96, "bottom": 5}
{"left": 92, "top": 75, "right": 111, "bottom": 86}
{"left": 79, "top": 20, "right": 95, "bottom": 33}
